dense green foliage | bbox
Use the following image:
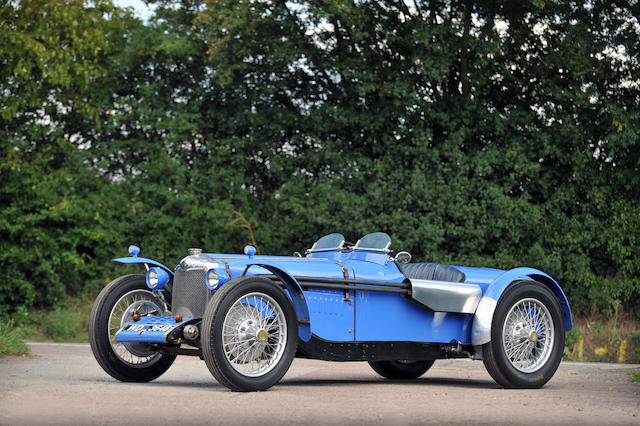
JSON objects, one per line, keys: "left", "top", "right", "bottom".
{"left": 1, "top": 0, "right": 638, "bottom": 317}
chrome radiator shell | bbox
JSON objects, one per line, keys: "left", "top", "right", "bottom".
{"left": 171, "top": 253, "right": 219, "bottom": 318}
{"left": 172, "top": 269, "right": 211, "bottom": 318}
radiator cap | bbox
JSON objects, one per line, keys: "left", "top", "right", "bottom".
{"left": 188, "top": 248, "right": 202, "bottom": 256}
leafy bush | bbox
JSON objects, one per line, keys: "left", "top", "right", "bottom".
{"left": 0, "top": 319, "right": 30, "bottom": 357}
{"left": 42, "top": 307, "right": 88, "bottom": 342}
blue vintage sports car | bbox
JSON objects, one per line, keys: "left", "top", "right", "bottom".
{"left": 89, "top": 232, "right": 572, "bottom": 391}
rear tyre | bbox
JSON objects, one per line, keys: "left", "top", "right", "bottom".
{"left": 482, "top": 281, "right": 565, "bottom": 388}
{"left": 368, "top": 360, "right": 435, "bottom": 379}
{"left": 201, "top": 277, "right": 298, "bottom": 391}
{"left": 89, "top": 274, "right": 176, "bottom": 382}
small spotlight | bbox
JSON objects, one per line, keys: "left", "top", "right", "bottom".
{"left": 132, "top": 313, "right": 140, "bottom": 322}
{"left": 175, "top": 314, "right": 182, "bottom": 323}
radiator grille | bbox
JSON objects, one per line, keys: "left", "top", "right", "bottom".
{"left": 172, "top": 269, "right": 210, "bottom": 318}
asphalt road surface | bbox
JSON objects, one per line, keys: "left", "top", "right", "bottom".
{"left": 1, "top": 342, "right": 638, "bottom": 425}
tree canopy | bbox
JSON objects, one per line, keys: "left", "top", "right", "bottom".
{"left": 1, "top": 0, "right": 639, "bottom": 317}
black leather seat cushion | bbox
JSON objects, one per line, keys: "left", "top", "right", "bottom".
{"left": 401, "top": 262, "right": 466, "bottom": 283}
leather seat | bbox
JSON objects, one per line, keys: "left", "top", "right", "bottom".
{"left": 401, "top": 262, "right": 466, "bottom": 283}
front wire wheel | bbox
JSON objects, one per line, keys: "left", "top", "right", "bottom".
{"left": 89, "top": 274, "right": 176, "bottom": 382}
{"left": 222, "top": 292, "right": 288, "bottom": 377}
{"left": 483, "top": 281, "right": 565, "bottom": 388}
{"left": 202, "top": 277, "right": 298, "bottom": 391}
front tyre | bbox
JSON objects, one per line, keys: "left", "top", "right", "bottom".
{"left": 89, "top": 274, "right": 176, "bottom": 382}
{"left": 368, "top": 359, "right": 435, "bottom": 379}
{"left": 201, "top": 277, "right": 298, "bottom": 391}
{"left": 482, "top": 281, "right": 565, "bottom": 388}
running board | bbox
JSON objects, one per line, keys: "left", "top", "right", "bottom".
{"left": 410, "top": 279, "right": 481, "bottom": 314}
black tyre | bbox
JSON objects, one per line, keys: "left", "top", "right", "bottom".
{"left": 482, "top": 280, "right": 565, "bottom": 388}
{"left": 201, "top": 277, "right": 298, "bottom": 391}
{"left": 89, "top": 274, "right": 176, "bottom": 382}
{"left": 368, "top": 360, "right": 435, "bottom": 379}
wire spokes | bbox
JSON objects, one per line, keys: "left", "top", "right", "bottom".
{"left": 108, "top": 289, "right": 164, "bottom": 367}
{"left": 502, "top": 297, "right": 555, "bottom": 373}
{"left": 221, "top": 292, "right": 287, "bottom": 377}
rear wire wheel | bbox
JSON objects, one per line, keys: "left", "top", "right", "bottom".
{"left": 369, "top": 359, "right": 435, "bottom": 379}
{"left": 482, "top": 281, "right": 565, "bottom": 388}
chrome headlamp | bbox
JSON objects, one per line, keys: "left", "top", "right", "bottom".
{"left": 206, "top": 267, "right": 230, "bottom": 290}
{"left": 146, "top": 267, "right": 170, "bottom": 290}
{"left": 206, "top": 269, "right": 219, "bottom": 289}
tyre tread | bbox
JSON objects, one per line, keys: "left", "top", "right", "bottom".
{"left": 482, "top": 280, "right": 565, "bottom": 389}
{"left": 89, "top": 274, "right": 176, "bottom": 382}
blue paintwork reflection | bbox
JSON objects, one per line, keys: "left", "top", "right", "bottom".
{"left": 304, "top": 288, "right": 354, "bottom": 341}
{"left": 355, "top": 291, "right": 473, "bottom": 343}
{"left": 456, "top": 266, "right": 504, "bottom": 288}
{"left": 113, "top": 256, "right": 174, "bottom": 276}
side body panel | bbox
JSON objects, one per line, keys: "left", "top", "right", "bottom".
{"left": 355, "top": 291, "right": 474, "bottom": 343}
{"left": 344, "top": 252, "right": 473, "bottom": 344}
{"left": 303, "top": 288, "right": 355, "bottom": 341}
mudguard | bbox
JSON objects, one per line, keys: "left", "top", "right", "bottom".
{"left": 113, "top": 256, "right": 174, "bottom": 277}
{"left": 471, "top": 267, "right": 573, "bottom": 346}
{"left": 243, "top": 261, "right": 312, "bottom": 342}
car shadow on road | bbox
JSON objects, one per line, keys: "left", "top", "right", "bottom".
{"left": 84, "top": 375, "right": 498, "bottom": 390}
{"left": 83, "top": 377, "right": 220, "bottom": 389}
{"left": 278, "top": 376, "right": 498, "bottom": 389}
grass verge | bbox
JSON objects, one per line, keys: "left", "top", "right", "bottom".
{"left": 563, "top": 313, "right": 640, "bottom": 363}
{"left": 0, "top": 295, "right": 94, "bottom": 352}
{"left": 0, "top": 319, "right": 32, "bottom": 356}
{"left": 40, "top": 297, "right": 93, "bottom": 343}
{"left": 628, "top": 371, "right": 640, "bottom": 383}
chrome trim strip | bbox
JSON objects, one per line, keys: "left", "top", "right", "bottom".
{"left": 351, "top": 248, "right": 391, "bottom": 253}
{"left": 306, "top": 248, "right": 343, "bottom": 254}
{"left": 209, "top": 257, "right": 329, "bottom": 261}
{"left": 410, "top": 279, "right": 482, "bottom": 314}
{"left": 471, "top": 296, "right": 497, "bottom": 345}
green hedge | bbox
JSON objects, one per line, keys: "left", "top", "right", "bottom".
{"left": 1, "top": 0, "right": 638, "bottom": 318}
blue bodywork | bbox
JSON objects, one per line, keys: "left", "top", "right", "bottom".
{"left": 113, "top": 238, "right": 572, "bottom": 350}
{"left": 116, "top": 316, "right": 192, "bottom": 343}
{"left": 113, "top": 256, "right": 174, "bottom": 276}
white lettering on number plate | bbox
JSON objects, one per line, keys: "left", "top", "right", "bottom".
{"left": 126, "top": 324, "right": 172, "bottom": 332}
